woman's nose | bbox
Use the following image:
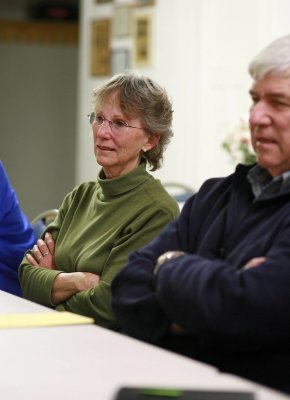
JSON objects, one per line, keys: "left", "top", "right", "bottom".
{"left": 94, "top": 120, "right": 112, "bottom": 137}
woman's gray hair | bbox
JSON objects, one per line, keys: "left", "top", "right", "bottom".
{"left": 249, "top": 34, "right": 290, "bottom": 80}
{"left": 92, "top": 71, "right": 173, "bottom": 171}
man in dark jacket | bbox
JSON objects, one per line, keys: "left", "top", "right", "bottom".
{"left": 111, "top": 34, "right": 290, "bottom": 394}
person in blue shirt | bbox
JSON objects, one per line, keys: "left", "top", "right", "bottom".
{"left": 0, "top": 161, "right": 35, "bottom": 296}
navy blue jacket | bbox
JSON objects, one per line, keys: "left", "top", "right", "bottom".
{"left": 0, "top": 161, "right": 35, "bottom": 296}
{"left": 112, "top": 164, "right": 290, "bottom": 393}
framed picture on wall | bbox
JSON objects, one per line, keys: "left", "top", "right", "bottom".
{"left": 112, "top": 5, "right": 132, "bottom": 37}
{"left": 133, "top": 14, "right": 151, "bottom": 66}
{"left": 91, "top": 19, "right": 111, "bottom": 76}
{"left": 95, "top": 0, "right": 113, "bottom": 4}
{"left": 111, "top": 48, "right": 130, "bottom": 75}
{"left": 135, "top": 0, "right": 155, "bottom": 6}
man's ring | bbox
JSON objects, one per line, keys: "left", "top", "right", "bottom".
{"left": 42, "top": 251, "right": 49, "bottom": 256}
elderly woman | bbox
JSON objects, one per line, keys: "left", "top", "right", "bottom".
{"left": 19, "top": 71, "right": 179, "bottom": 329}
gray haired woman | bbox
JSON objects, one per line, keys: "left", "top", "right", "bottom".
{"left": 19, "top": 71, "right": 179, "bottom": 329}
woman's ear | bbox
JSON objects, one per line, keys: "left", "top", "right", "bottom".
{"left": 144, "top": 133, "right": 160, "bottom": 152}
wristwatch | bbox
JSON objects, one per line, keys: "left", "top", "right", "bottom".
{"left": 153, "top": 250, "right": 185, "bottom": 275}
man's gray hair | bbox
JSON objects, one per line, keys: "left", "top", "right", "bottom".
{"left": 249, "top": 35, "right": 290, "bottom": 80}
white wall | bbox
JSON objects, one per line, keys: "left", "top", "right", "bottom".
{"left": 76, "top": 0, "right": 290, "bottom": 190}
{"left": 0, "top": 0, "right": 79, "bottom": 220}
{"left": 0, "top": 43, "right": 78, "bottom": 219}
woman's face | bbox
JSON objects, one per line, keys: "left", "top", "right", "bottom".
{"left": 92, "top": 93, "right": 159, "bottom": 178}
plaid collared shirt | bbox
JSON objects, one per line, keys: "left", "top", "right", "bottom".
{"left": 247, "top": 164, "right": 290, "bottom": 199}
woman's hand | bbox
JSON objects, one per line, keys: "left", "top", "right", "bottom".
{"left": 26, "top": 232, "right": 101, "bottom": 304}
{"left": 26, "top": 232, "right": 56, "bottom": 270}
{"left": 51, "top": 272, "right": 101, "bottom": 304}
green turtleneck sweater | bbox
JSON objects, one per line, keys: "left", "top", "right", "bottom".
{"left": 19, "top": 162, "right": 179, "bottom": 329}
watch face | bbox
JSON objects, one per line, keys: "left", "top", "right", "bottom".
{"left": 162, "top": 251, "right": 185, "bottom": 263}
{"left": 157, "top": 254, "right": 168, "bottom": 265}
{"left": 155, "top": 251, "right": 185, "bottom": 275}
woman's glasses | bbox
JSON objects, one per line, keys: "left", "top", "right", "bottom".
{"left": 87, "top": 113, "right": 144, "bottom": 135}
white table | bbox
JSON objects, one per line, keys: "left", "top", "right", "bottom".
{"left": 0, "top": 291, "right": 288, "bottom": 400}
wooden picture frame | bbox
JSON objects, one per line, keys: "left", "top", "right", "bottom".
{"left": 91, "top": 19, "right": 111, "bottom": 76}
{"left": 133, "top": 14, "right": 151, "bottom": 66}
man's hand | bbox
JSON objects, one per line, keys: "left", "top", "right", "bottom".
{"left": 170, "top": 322, "right": 185, "bottom": 335}
{"left": 243, "top": 256, "right": 266, "bottom": 269}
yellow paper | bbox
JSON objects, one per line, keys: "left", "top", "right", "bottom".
{"left": 0, "top": 311, "right": 94, "bottom": 329}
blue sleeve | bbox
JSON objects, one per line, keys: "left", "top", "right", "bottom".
{"left": 0, "top": 161, "right": 36, "bottom": 295}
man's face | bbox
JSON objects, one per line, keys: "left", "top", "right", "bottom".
{"left": 249, "top": 72, "right": 290, "bottom": 176}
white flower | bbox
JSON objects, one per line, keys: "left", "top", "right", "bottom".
{"left": 222, "top": 116, "right": 256, "bottom": 165}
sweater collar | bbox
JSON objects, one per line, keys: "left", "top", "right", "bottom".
{"left": 97, "top": 159, "right": 150, "bottom": 198}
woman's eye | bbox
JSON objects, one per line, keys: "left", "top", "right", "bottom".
{"left": 113, "top": 119, "right": 127, "bottom": 128}
{"left": 96, "top": 116, "right": 104, "bottom": 124}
